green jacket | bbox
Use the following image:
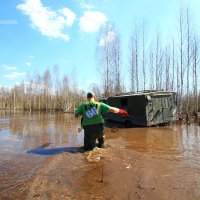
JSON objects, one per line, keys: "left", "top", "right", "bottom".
{"left": 75, "top": 100, "right": 110, "bottom": 126}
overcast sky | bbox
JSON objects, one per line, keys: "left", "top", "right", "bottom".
{"left": 0, "top": 0, "right": 200, "bottom": 91}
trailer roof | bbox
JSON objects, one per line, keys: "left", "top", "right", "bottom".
{"left": 107, "top": 91, "right": 175, "bottom": 98}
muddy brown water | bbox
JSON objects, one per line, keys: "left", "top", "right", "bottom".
{"left": 0, "top": 112, "right": 200, "bottom": 200}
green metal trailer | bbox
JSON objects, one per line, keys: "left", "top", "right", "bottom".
{"left": 101, "top": 91, "right": 178, "bottom": 127}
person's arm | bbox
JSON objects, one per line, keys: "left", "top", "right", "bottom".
{"left": 109, "top": 107, "right": 129, "bottom": 116}
{"left": 75, "top": 104, "right": 83, "bottom": 118}
{"left": 100, "top": 102, "right": 128, "bottom": 116}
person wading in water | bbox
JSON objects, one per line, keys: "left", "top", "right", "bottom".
{"left": 75, "top": 92, "right": 128, "bottom": 151}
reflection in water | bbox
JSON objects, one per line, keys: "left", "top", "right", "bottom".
{"left": 112, "top": 126, "right": 180, "bottom": 155}
{"left": 0, "top": 112, "right": 200, "bottom": 157}
{"left": 0, "top": 112, "right": 83, "bottom": 155}
{"left": 107, "top": 123, "right": 200, "bottom": 156}
{"left": 181, "top": 124, "right": 200, "bottom": 157}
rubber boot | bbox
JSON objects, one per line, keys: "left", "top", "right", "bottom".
{"left": 97, "top": 138, "right": 105, "bottom": 148}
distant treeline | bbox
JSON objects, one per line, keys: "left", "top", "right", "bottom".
{"left": 0, "top": 66, "right": 85, "bottom": 112}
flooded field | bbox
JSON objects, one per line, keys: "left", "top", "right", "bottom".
{"left": 0, "top": 112, "right": 200, "bottom": 199}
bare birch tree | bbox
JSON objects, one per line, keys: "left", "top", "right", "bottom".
{"left": 129, "top": 25, "right": 140, "bottom": 92}
{"left": 97, "top": 23, "right": 115, "bottom": 97}
{"left": 43, "top": 69, "right": 52, "bottom": 111}
{"left": 149, "top": 49, "right": 155, "bottom": 90}
{"left": 129, "top": 32, "right": 135, "bottom": 92}
{"left": 178, "top": 5, "right": 186, "bottom": 116}
{"left": 171, "top": 39, "right": 175, "bottom": 91}
{"left": 164, "top": 46, "right": 171, "bottom": 91}
{"left": 134, "top": 26, "right": 139, "bottom": 92}
{"left": 155, "top": 32, "right": 163, "bottom": 90}
{"left": 192, "top": 36, "right": 199, "bottom": 118}
{"left": 111, "top": 29, "right": 122, "bottom": 95}
{"left": 142, "top": 21, "right": 146, "bottom": 90}
{"left": 185, "top": 8, "right": 192, "bottom": 120}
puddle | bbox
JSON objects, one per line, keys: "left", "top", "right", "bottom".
{"left": 0, "top": 112, "right": 83, "bottom": 154}
{"left": 106, "top": 123, "right": 200, "bottom": 157}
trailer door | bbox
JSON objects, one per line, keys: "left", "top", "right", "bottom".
{"left": 152, "top": 97, "right": 163, "bottom": 124}
{"left": 162, "top": 96, "right": 171, "bottom": 122}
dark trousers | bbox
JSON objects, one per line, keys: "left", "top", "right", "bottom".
{"left": 83, "top": 124, "right": 105, "bottom": 151}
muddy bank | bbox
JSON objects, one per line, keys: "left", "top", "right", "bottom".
{"left": 0, "top": 154, "right": 44, "bottom": 199}
{"left": 1, "top": 113, "right": 200, "bottom": 199}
